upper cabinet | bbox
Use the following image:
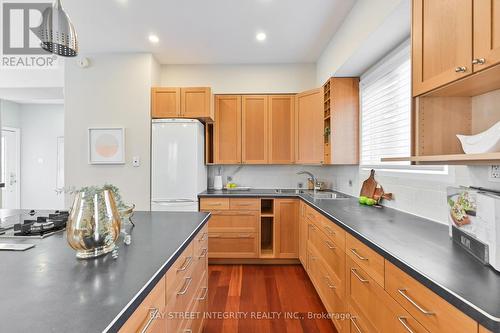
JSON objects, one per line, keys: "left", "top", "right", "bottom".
{"left": 295, "top": 89, "right": 324, "bottom": 164}
{"left": 151, "top": 87, "right": 213, "bottom": 121}
{"left": 214, "top": 95, "right": 242, "bottom": 164}
{"left": 242, "top": 95, "right": 269, "bottom": 164}
{"left": 269, "top": 95, "right": 295, "bottom": 164}
{"left": 151, "top": 88, "right": 181, "bottom": 118}
{"left": 412, "top": 0, "right": 473, "bottom": 96}
{"left": 323, "top": 78, "right": 359, "bottom": 165}
{"left": 473, "top": 0, "right": 500, "bottom": 72}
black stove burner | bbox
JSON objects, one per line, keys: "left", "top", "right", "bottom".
{"left": 13, "top": 211, "right": 69, "bottom": 236}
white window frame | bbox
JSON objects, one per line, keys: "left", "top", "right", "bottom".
{"left": 359, "top": 39, "right": 447, "bottom": 176}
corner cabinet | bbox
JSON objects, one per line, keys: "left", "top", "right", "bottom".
{"left": 151, "top": 87, "right": 213, "bottom": 121}
{"left": 295, "top": 88, "right": 324, "bottom": 164}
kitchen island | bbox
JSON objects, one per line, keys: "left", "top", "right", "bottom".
{"left": 0, "top": 211, "right": 210, "bottom": 333}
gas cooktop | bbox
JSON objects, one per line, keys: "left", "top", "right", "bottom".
{"left": 0, "top": 210, "right": 69, "bottom": 239}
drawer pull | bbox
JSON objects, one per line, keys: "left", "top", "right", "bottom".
{"left": 324, "top": 226, "right": 335, "bottom": 236}
{"left": 325, "top": 240, "right": 336, "bottom": 250}
{"left": 398, "top": 316, "right": 416, "bottom": 333}
{"left": 177, "top": 277, "right": 193, "bottom": 295}
{"left": 307, "top": 213, "right": 315, "bottom": 220}
{"left": 350, "top": 316, "right": 363, "bottom": 333}
{"left": 176, "top": 256, "right": 193, "bottom": 272}
{"left": 198, "top": 248, "right": 208, "bottom": 258}
{"left": 140, "top": 308, "right": 159, "bottom": 333}
{"left": 324, "top": 275, "right": 336, "bottom": 289}
{"left": 199, "top": 232, "right": 207, "bottom": 242}
{"left": 398, "top": 289, "right": 435, "bottom": 316}
{"left": 239, "top": 234, "right": 252, "bottom": 238}
{"left": 208, "top": 202, "right": 222, "bottom": 206}
{"left": 182, "top": 330, "right": 192, "bottom": 333}
{"left": 196, "top": 287, "right": 208, "bottom": 301}
{"left": 234, "top": 203, "right": 253, "bottom": 206}
{"left": 308, "top": 224, "right": 316, "bottom": 230}
{"left": 351, "top": 268, "right": 369, "bottom": 283}
{"left": 350, "top": 249, "right": 368, "bottom": 261}
{"left": 209, "top": 234, "right": 221, "bottom": 238}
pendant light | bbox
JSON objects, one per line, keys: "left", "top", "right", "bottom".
{"left": 38, "top": 0, "right": 78, "bottom": 57}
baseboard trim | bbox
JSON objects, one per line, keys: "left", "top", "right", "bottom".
{"left": 209, "top": 258, "right": 301, "bottom": 265}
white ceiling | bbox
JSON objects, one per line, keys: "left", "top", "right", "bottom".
{"left": 63, "top": 0, "right": 356, "bottom": 64}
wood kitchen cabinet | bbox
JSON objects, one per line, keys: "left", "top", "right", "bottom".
{"left": 473, "top": 0, "right": 500, "bottom": 73}
{"left": 295, "top": 88, "right": 323, "bottom": 164}
{"left": 214, "top": 95, "right": 242, "bottom": 164}
{"left": 151, "top": 87, "right": 213, "bottom": 121}
{"left": 242, "top": 95, "right": 269, "bottom": 164}
{"left": 269, "top": 95, "right": 295, "bottom": 164}
{"left": 275, "top": 199, "right": 299, "bottom": 258}
{"left": 412, "top": 0, "right": 473, "bottom": 96}
{"left": 298, "top": 201, "right": 307, "bottom": 266}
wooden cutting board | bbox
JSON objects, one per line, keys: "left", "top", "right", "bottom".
{"left": 360, "top": 169, "right": 378, "bottom": 198}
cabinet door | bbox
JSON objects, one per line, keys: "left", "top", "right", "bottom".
{"left": 151, "top": 88, "right": 180, "bottom": 118}
{"left": 295, "top": 89, "right": 323, "bottom": 164}
{"left": 269, "top": 95, "right": 295, "bottom": 164}
{"left": 474, "top": 0, "right": 500, "bottom": 72}
{"left": 330, "top": 78, "right": 359, "bottom": 165}
{"left": 242, "top": 95, "right": 268, "bottom": 164}
{"left": 181, "top": 87, "right": 213, "bottom": 120}
{"left": 214, "top": 95, "right": 242, "bottom": 164}
{"left": 275, "top": 199, "right": 299, "bottom": 258}
{"left": 298, "top": 201, "right": 307, "bottom": 265}
{"left": 412, "top": 0, "right": 473, "bottom": 96}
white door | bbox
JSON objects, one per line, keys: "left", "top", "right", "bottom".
{"left": 1, "top": 128, "right": 21, "bottom": 209}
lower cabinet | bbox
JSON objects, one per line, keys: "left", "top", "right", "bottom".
{"left": 119, "top": 224, "right": 208, "bottom": 333}
{"left": 298, "top": 201, "right": 307, "bottom": 265}
{"left": 275, "top": 199, "right": 299, "bottom": 258}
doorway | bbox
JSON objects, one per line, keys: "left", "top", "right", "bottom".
{"left": 1, "top": 127, "right": 21, "bottom": 209}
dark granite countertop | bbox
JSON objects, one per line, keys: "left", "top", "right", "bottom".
{"left": 0, "top": 211, "right": 210, "bottom": 333}
{"left": 199, "top": 189, "right": 500, "bottom": 332}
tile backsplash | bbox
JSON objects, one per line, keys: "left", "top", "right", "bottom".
{"left": 208, "top": 164, "right": 500, "bottom": 225}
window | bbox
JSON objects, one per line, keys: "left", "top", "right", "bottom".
{"left": 360, "top": 40, "right": 411, "bottom": 167}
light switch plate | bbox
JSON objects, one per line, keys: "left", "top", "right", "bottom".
{"left": 132, "top": 156, "right": 140, "bottom": 167}
{"left": 489, "top": 165, "right": 500, "bottom": 182}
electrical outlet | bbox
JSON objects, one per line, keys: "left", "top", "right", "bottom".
{"left": 489, "top": 165, "right": 500, "bottom": 182}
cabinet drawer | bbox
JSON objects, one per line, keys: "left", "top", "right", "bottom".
{"left": 208, "top": 211, "right": 259, "bottom": 232}
{"left": 308, "top": 222, "right": 345, "bottom": 291}
{"left": 166, "top": 242, "right": 194, "bottom": 303}
{"left": 194, "top": 224, "right": 208, "bottom": 258}
{"left": 385, "top": 261, "right": 477, "bottom": 333}
{"left": 346, "top": 233, "right": 384, "bottom": 286}
{"left": 119, "top": 276, "right": 166, "bottom": 333}
{"left": 200, "top": 198, "right": 229, "bottom": 210}
{"left": 305, "top": 204, "right": 345, "bottom": 249}
{"left": 208, "top": 232, "right": 258, "bottom": 258}
{"left": 348, "top": 302, "right": 378, "bottom": 333}
{"left": 229, "top": 198, "right": 260, "bottom": 210}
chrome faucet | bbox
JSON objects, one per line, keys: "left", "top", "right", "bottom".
{"left": 297, "top": 171, "right": 321, "bottom": 191}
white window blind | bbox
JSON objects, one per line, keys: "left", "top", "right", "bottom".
{"left": 360, "top": 41, "right": 411, "bottom": 167}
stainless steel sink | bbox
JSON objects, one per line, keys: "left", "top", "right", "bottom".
{"left": 274, "top": 189, "right": 306, "bottom": 194}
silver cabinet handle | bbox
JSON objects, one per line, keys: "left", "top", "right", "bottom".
{"left": 324, "top": 275, "right": 336, "bottom": 289}
{"left": 199, "top": 232, "right": 207, "bottom": 242}
{"left": 207, "top": 202, "right": 222, "bottom": 206}
{"left": 182, "top": 330, "right": 192, "bottom": 333}
{"left": 350, "top": 249, "right": 368, "bottom": 261}
{"left": 472, "top": 58, "right": 485, "bottom": 65}
{"left": 350, "top": 316, "right": 363, "bottom": 333}
{"left": 351, "top": 268, "right": 369, "bottom": 283}
{"left": 140, "top": 308, "right": 159, "bottom": 333}
{"left": 325, "top": 240, "right": 336, "bottom": 250}
{"left": 177, "top": 256, "right": 193, "bottom": 272}
{"left": 196, "top": 287, "right": 208, "bottom": 301}
{"left": 238, "top": 234, "right": 252, "bottom": 238}
{"left": 397, "top": 289, "right": 435, "bottom": 315}
{"left": 234, "top": 203, "right": 253, "bottom": 206}
{"left": 455, "top": 66, "right": 467, "bottom": 73}
{"left": 208, "top": 234, "right": 220, "bottom": 238}
{"left": 177, "top": 277, "right": 193, "bottom": 295}
{"left": 398, "top": 316, "right": 416, "bottom": 333}
{"left": 324, "top": 226, "right": 335, "bottom": 236}
{"left": 198, "top": 248, "right": 208, "bottom": 258}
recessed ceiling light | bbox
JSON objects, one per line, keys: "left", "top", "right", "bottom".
{"left": 256, "top": 32, "right": 267, "bottom": 42}
{"left": 148, "top": 34, "right": 159, "bottom": 44}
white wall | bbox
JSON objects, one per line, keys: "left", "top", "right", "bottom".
{"left": 19, "top": 104, "right": 64, "bottom": 209}
{"left": 65, "top": 53, "right": 158, "bottom": 210}
{"left": 161, "top": 64, "right": 317, "bottom": 93}
{"left": 1, "top": 100, "right": 21, "bottom": 128}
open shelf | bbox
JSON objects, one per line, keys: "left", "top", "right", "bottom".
{"left": 261, "top": 199, "right": 274, "bottom": 216}
{"left": 260, "top": 216, "right": 274, "bottom": 257}
{"left": 205, "top": 122, "right": 214, "bottom": 165}
{"left": 382, "top": 153, "right": 500, "bottom": 165}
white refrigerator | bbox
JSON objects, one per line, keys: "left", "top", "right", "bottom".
{"left": 151, "top": 119, "right": 207, "bottom": 211}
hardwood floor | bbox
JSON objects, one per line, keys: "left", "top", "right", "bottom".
{"left": 204, "top": 264, "right": 338, "bottom": 333}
